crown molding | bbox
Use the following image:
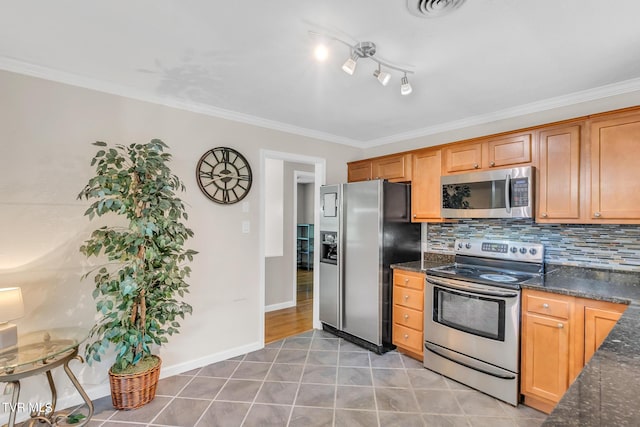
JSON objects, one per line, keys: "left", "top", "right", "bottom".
{"left": 2, "top": 56, "right": 639, "bottom": 150}
{"left": 365, "top": 77, "right": 640, "bottom": 147}
{"left": 0, "top": 56, "right": 366, "bottom": 148}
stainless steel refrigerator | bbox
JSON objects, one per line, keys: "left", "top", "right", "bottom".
{"left": 319, "top": 180, "right": 421, "bottom": 353}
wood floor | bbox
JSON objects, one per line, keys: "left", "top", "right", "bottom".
{"left": 265, "top": 269, "right": 313, "bottom": 343}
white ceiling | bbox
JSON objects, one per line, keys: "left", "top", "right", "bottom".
{"left": 1, "top": 0, "right": 640, "bottom": 148}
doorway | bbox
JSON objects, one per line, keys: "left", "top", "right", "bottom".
{"left": 264, "top": 171, "right": 315, "bottom": 342}
{"left": 259, "top": 150, "right": 325, "bottom": 346}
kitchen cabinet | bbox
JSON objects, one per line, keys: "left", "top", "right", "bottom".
{"left": 347, "top": 153, "right": 412, "bottom": 183}
{"left": 590, "top": 111, "right": 640, "bottom": 221}
{"left": 521, "top": 289, "right": 627, "bottom": 414}
{"left": 582, "top": 300, "right": 625, "bottom": 364}
{"left": 411, "top": 148, "right": 443, "bottom": 222}
{"left": 521, "top": 290, "right": 575, "bottom": 414}
{"left": 442, "top": 132, "right": 532, "bottom": 174}
{"left": 392, "top": 269, "right": 425, "bottom": 360}
{"left": 537, "top": 124, "right": 583, "bottom": 222}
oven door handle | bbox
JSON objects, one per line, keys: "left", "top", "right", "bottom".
{"left": 425, "top": 343, "right": 517, "bottom": 380}
{"left": 426, "top": 277, "right": 519, "bottom": 298}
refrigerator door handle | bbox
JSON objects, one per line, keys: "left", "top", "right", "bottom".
{"left": 338, "top": 183, "right": 345, "bottom": 330}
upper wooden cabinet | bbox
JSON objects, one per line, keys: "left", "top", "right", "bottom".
{"left": 590, "top": 112, "right": 640, "bottom": 221}
{"left": 443, "top": 132, "right": 532, "bottom": 174}
{"left": 411, "top": 148, "right": 443, "bottom": 222}
{"left": 347, "top": 153, "right": 412, "bottom": 183}
{"left": 537, "top": 124, "right": 583, "bottom": 222}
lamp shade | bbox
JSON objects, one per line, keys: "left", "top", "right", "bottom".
{"left": 0, "top": 287, "right": 24, "bottom": 322}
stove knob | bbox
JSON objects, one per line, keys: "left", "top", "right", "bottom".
{"left": 465, "top": 243, "right": 472, "bottom": 249}
{"left": 510, "top": 247, "right": 518, "bottom": 253}
{"left": 529, "top": 248, "right": 537, "bottom": 255}
{"left": 519, "top": 247, "right": 527, "bottom": 254}
{"left": 457, "top": 242, "right": 463, "bottom": 249}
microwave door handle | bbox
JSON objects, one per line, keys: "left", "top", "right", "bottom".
{"left": 504, "top": 174, "right": 511, "bottom": 214}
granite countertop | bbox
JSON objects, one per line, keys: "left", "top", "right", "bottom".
{"left": 391, "top": 253, "right": 454, "bottom": 273}
{"left": 524, "top": 265, "right": 640, "bottom": 426}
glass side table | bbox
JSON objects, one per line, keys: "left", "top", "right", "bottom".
{"left": 0, "top": 328, "right": 94, "bottom": 427}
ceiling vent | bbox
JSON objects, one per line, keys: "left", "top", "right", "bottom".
{"left": 407, "top": 0, "right": 467, "bottom": 18}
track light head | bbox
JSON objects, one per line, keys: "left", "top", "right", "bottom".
{"left": 373, "top": 67, "right": 391, "bottom": 86}
{"left": 342, "top": 51, "right": 359, "bottom": 75}
{"left": 400, "top": 74, "right": 413, "bottom": 96}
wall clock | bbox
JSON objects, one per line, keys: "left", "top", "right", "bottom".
{"left": 196, "top": 147, "right": 252, "bottom": 204}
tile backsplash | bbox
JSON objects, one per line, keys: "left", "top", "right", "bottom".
{"left": 423, "top": 220, "right": 640, "bottom": 271}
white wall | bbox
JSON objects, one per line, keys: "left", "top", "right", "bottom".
{"left": 298, "top": 183, "right": 315, "bottom": 225}
{"left": 264, "top": 158, "right": 284, "bottom": 257}
{"left": 0, "top": 69, "right": 361, "bottom": 421}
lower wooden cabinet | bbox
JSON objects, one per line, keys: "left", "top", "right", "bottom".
{"left": 521, "top": 289, "right": 627, "bottom": 413}
{"left": 392, "top": 269, "right": 425, "bottom": 360}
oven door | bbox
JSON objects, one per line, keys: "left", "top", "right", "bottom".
{"left": 425, "top": 275, "right": 520, "bottom": 372}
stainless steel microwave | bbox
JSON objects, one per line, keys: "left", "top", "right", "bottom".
{"left": 440, "top": 166, "right": 534, "bottom": 219}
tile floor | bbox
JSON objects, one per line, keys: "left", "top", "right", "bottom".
{"left": 86, "top": 329, "right": 546, "bottom": 427}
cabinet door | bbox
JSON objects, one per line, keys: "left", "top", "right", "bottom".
{"left": 521, "top": 312, "right": 570, "bottom": 406}
{"left": 487, "top": 133, "right": 532, "bottom": 168}
{"left": 411, "top": 148, "right": 442, "bottom": 221}
{"left": 347, "top": 161, "right": 372, "bottom": 182}
{"left": 583, "top": 303, "right": 625, "bottom": 364}
{"left": 591, "top": 113, "right": 640, "bottom": 220}
{"left": 537, "top": 125, "right": 581, "bottom": 221}
{"left": 373, "top": 154, "right": 412, "bottom": 182}
{"left": 443, "top": 142, "right": 482, "bottom": 173}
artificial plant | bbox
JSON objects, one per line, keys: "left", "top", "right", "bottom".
{"left": 78, "top": 139, "right": 196, "bottom": 372}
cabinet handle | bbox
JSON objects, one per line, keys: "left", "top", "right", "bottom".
{"left": 542, "top": 303, "right": 549, "bottom": 309}
{"left": 557, "top": 323, "right": 564, "bottom": 329}
{"left": 490, "top": 161, "right": 495, "bottom": 167}
{"left": 404, "top": 334, "right": 409, "bottom": 340}
{"left": 594, "top": 212, "right": 601, "bottom": 218}
{"left": 404, "top": 278, "right": 409, "bottom": 284}
{"left": 404, "top": 314, "right": 409, "bottom": 320}
{"left": 413, "top": 214, "right": 417, "bottom": 218}
{"left": 473, "top": 163, "right": 479, "bottom": 169}
{"left": 541, "top": 213, "right": 548, "bottom": 218}
{"left": 404, "top": 295, "right": 409, "bottom": 300}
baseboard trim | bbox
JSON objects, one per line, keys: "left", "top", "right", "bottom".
{"left": 265, "top": 300, "right": 296, "bottom": 312}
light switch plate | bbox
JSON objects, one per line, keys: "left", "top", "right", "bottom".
{"left": 242, "top": 221, "right": 250, "bottom": 233}
{"left": 242, "top": 202, "right": 249, "bottom": 213}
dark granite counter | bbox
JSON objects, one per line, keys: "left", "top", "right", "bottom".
{"left": 390, "top": 253, "right": 454, "bottom": 273}
{"left": 524, "top": 265, "right": 640, "bottom": 427}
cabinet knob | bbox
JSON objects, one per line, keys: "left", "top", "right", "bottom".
{"left": 413, "top": 214, "right": 417, "bottom": 218}
{"left": 404, "top": 278, "right": 409, "bottom": 283}
{"left": 404, "top": 334, "right": 409, "bottom": 340}
{"left": 473, "top": 163, "right": 479, "bottom": 169}
{"left": 404, "top": 314, "right": 409, "bottom": 320}
{"left": 557, "top": 323, "right": 564, "bottom": 329}
{"left": 594, "top": 212, "right": 601, "bottom": 218}
{"left": 490, "top": 161, "right": 495, "bottom": 167}
{"left": 404, "top": 295, "right": 409, "bottom": 300}
{"left": 542, "top": 303, "right": 549, "bottom": 309}
{"left": 541, "top": 213, "right": 548, "bottom": 218}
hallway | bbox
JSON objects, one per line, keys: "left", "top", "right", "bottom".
{"left": 265, "top": 270, "right": 313, "bottom": 343}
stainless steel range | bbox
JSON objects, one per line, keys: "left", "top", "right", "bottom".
{"left": 424, "top": 239, "right": 544, "bottom": 406}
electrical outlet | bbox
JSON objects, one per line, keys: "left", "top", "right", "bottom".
{"left": 242, "top": 221, "right": 250, "bottom": 234}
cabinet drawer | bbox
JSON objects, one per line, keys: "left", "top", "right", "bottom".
{"left": 524, "top": 293, "right": 571, "bottom": 319}
{"left": 393, "top": 271, "right": 425, "bottom": 291}
{"left": 393, "top": 305, "right": 423, "bottom": 331}
{"left": 393, "top": 323, "right": 423, "bottom": 353}
{"left": 393, "top": 286, "right": 423, "bottom": 311}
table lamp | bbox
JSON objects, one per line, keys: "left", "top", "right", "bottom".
{"left": 0, "top": 287, "right": 24, "bottom": 350}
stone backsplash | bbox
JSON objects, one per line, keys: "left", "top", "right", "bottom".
{"left": 423, "top": 220, "right": 640, "bottom": 271}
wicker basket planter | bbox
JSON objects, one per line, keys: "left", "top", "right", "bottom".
{"left": 108, "top": 355, "right": 161, "bottom": 410}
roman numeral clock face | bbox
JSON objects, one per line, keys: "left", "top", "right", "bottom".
{"left": 196, "top": 147, "right": 252, "bottom": 204}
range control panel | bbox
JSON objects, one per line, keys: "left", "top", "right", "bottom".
{"left": 454, "top": 239, "right": 544, "bottom": 263}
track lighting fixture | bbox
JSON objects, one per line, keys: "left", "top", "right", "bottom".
{"left": 400, "top": 73, "right": 413, "bottom": 96}
{"left": 373, "top": 65, "right": 391, "bottom": 86}
{"left": 342, "top": 51, "right": 360, "bottom": 75}
{"left": 310, "top": 31, "right": 415, "bottom": 96}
